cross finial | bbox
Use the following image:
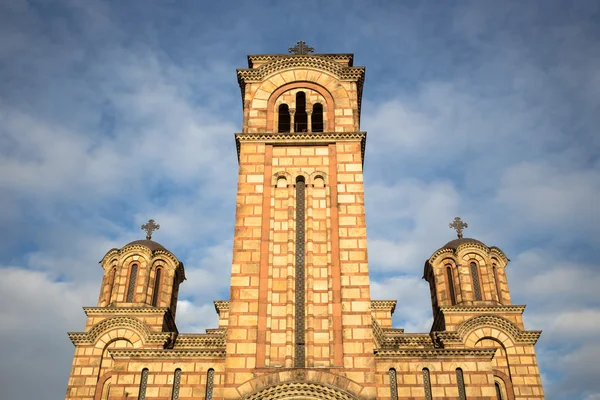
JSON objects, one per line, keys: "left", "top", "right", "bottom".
{"left": 141, "top": 219, "right": 160, "bottom": 240}
{"left": 288, "top": 41, "right": 314, "bottom": 55}
{"left": 449, "top": 217, "right": 468, "bottom": 238}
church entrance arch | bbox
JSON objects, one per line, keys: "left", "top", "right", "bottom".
{"left": 241, "top": 381, "right": 360, "bottom": 400}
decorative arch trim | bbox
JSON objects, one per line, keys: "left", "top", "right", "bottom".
{"left": 241, "top": 381, "right": 360, "bottom": 400}
{"left": 267, "top": 82, "right": 336, "bottom": 132}
{"left": 67, "top": 316, "right": 172, "bottom": 347}
{"left": 237, "top": 370, "right": 364, "bottom": 400}
{"left": 458, "top": 315, "right": 541, "bottom": 345}
{"left": 493, "top": 369, "right": 516, "bottom": 400}
{"left": 94, "top": 372, "right": 114, "bottom": 400}
{"left": 271, "top": 171, "right": 293, "bottom": 186}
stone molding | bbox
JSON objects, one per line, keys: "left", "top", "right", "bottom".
{"left": 371, "top": 300, "right": 397, "bottom": 313}
{"left": 374, "top": 348, "right": 497, "bottom": 359}
{"left": 247, "top": 54, "right": 355, "bottom": 68}
{"left": 83, "top": 306, "right": 171, "bottom": 315}
{"left": 67, "top": 316, "right": 172, "bottom": 346}
{"left": 237, "top": 370, "right": 364, "bottom": 400}
{"left": 235, "top": 131, "right": 367, "bottom": 165}
{"left": 213, "top": 300, "right": 230, "bottom": 315}
{"left": 109, "top": 349, "right": 226, "bottom": 359}
{"left": 100, "top": 244, "right": 185, "bottom": 281}
{"left": 438, "top": 305, "right": 526, "bottom": 314}
{"left": 237, "top": 54, "right": 364, "bottom": 85}
{"left": 434, "top": 314, "right": 542, "bottom": 345}
{"left": 428, "top": 242, "right": 509, "bottom": 266}
{"left": 173, "top": 332, "right": 226, "bottom": 349}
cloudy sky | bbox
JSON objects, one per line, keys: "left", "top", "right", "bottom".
{"left": 1, "top": 0, "right": 598, "bottom": 399}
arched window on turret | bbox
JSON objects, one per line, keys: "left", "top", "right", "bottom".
{"left": 312, "top": 103, "right": 324, "bottom": 132}
{"left": 493, "top": 264, "right": 502, "bottom": 303}
{"left": 446, "top": 265, "right": 456, "bottom": 306}
{"left": 278, "top": 104, "right": 290, "bottom": 133}
{"left": 152, "top": 268, "right": 162, "bottom": 307}
{"left": 295, "top": 92, "right": 308, "bottom": 132}
{"left": 470, "top": 261, "right": 483, "bottom": 301}
{"left": 107, "top": 267, "right": 117, "bottom": 305}
{"left": 126, "top": 264, "right": 138, "bottom": 302}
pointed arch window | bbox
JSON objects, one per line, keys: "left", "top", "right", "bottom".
{"left": 126, "top": 264, "right": 138, "bottom": 302}
{"left": 423, "top": 368, "right": 432, "bottom": 400}
{"left": 152, "top": 268, "right": 162, "bottom": 307}
{"left": 294, "top": 92, "right": 308, "bottom": 132}
{"left": 389, "top": 368, "right": 398, "bottom": 400}
{"left": 470, "top": 262, "right": 483, "bottom": 301}
{"left": 446, "top": 265, "right": 456, "bottom": 305}
{"left": 172, "top": 368, "right": 181, "bottom": 400}
{"left": 138, "top": 368, "right": 149, "bottom": 400}
{"left": 278, "top": 104, "right": 290, "bottom": 133}
{"left": 205, "top": 368, "right": 215, "bottom": 400}
{"left": 456, "top": 368, "right": 466, "bottom": 400}
{"left": 312, "top": 103, "right": 324, "bottom": 132}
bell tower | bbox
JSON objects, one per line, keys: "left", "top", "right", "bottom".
{"left": 225, "top": 41, "right": 376, "bottom": 394}
{"left": 63, "top": 43, "right": 546, "bottom": 400}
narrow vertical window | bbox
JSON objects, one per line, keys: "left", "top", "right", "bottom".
{"left": 152, "top": 268, "right": 162, "bottom": 307}
{"left": 294, "top": 177, "right": 306, "bottom": 367}
{"left": 389, "top": 368, "right": 398, "bottom": 400}
{"left": 470, "top": 262, "right": 482, "bottom": 300}
{"left": 312, "top": 103, "right": 324, "bottom": 132}
{"left": 423, "top": 368, "right": 432, "bottom": 400}
{"left": 171, "top": 368, "right": 181, "bottom": 400}
{"left": 495, "top": 382, "right": 503, "bottom": 400}
{"left": 295, "top": 92, "right": 308, "bottom": 132}
{"left": 107, "top": 268, "right": 117, "bottom": 305}
{"left": 278, "top": 104, "right": 290, "bottom": 133}
{"left": 138, "top": 368, "right": 149, "bottom": 400}
{"left": 205, "top": 368, "right": 215, "bottom": 400}
{"left": 493, "top": 264, "right": 502, "bottom": 303}
{"left": 126, "top": 264, "right": 138, "bottom": 302}
{"left": 456, "top": 368, "right": 466, "bottom": 400}
{"left": 446, "top": 265, "right": 456, "bottom": 305}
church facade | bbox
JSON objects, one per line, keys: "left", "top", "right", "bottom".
{"left": 64, "top": 44, "right": 545, "bottom": 400}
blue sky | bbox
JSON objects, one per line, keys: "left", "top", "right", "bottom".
{"left": 1, "top": 0, "right": 599, "bottom": 399}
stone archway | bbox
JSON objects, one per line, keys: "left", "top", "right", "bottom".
{"left": 241, "top": 381, "right": 360, "bottom": 400}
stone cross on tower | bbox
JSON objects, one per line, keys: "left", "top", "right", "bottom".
{"left": 288, "top": 41, "right": 314, "bottom": 54}
{"left": 141, "top": 219, "right": 160, "bottom": 240}
{"left": 449, "top": 216, "right": 468, "bottom": 238}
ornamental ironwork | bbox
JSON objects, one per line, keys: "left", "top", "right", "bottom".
{"left": 389, "top": 369, "right": 398, "bottom": 400}
{"left": 172, "top": 369, "right": 181, "bottom": 400}
{"left": 139, "top": 369, "right": 149, "bottom": 400}
{"left": 294, "top": 178, "right": 306, "bottom": 368}
{"left": 141, "top": 219, "right": 160, "bottom": 240}
{"left": 289, "top": 41, "right": 314, "bottom": 55}
{"left": 456, "top": 368, "right": 466, "bottom": 400}
{"left": 126, "top": 264, "right": 138, "bottom": 302}
{"left": 206, "top": 369, "right": 215, "bottom": 400}
{"left": 423, "top": 368, "right": 432, "bottom": 400}
{"left": 449, "top": 216, "right": 468, "bottom": 238}
{"left": 470, "top": 262, "right": 482, "bottom": 301}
